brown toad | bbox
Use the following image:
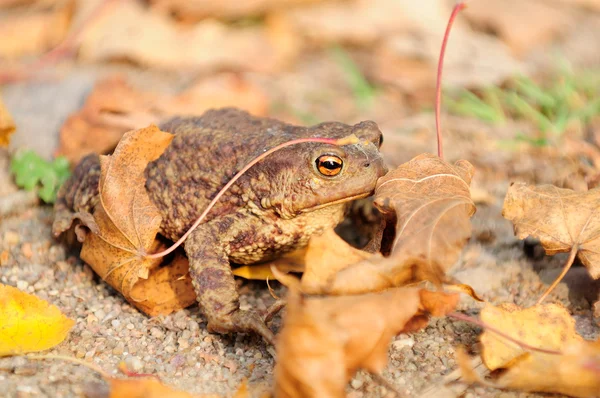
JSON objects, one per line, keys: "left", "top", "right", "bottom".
{"left": 53, "top": 108, "right": 386, "bottom": 344}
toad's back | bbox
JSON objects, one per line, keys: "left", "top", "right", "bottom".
{"left": 144, "top": 108, "right": 383, "bottom": 241}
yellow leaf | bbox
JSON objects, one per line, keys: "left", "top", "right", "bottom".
{"left": 479, "top": 303, "right": 600, "bottom": 397}
{"left": 0, "top": 284, "right": 74, "bottom": 356}
{"left": 480, "top": 303, "right": 580, "bottom": 370}
{"left": 232, "top": 248, "right": 306, "bottom": 280}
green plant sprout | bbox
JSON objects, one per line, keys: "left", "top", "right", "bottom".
{"left": 329, "top": 45, "right": 377, "bottom": 110}
{"left": 444, "top": 66, "right": 600, "bottom": 147}
{"left": 10, "top": 150, "right": 71, "bottom": 203}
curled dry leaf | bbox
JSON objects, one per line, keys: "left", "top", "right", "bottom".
{"left": 0, "top": 94, "right": 16, "bottom": 147}
{"left": 319, "top": 153, "right": 475, "bottom": 294}
{"left": 274, "top": 286, "right": 459, "bottom": 397}
{"left": 80, "top": 125, "right": 196, "bottom": 316}
{"left": 57, "top": 74, "right": 268, "bottom": 164}
{"left": 0, "top": 284, "right": 74, "bottom": 356}
{"left": 479, "top": 303, "right": 600, "bottom": 397}
{"left": 503, "top": 182, "right": 600, "bottom": 279}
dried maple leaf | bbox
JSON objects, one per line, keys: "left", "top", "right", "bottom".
{"left": 478, "top": 303, "right": 600, "bottom": 397}
{"left": 274, "top": 286, "right": 459, "bottom": 397}
{"left": 56, "top": 74, "right": 268, "bottom": 164}
{"left": 80, "top": 125, "right": 196, "bottom": 316}
{"left": 0, "top": 94, "right": 15, "bottom": 147}
{"left": 503, "top": 182, "right": 600, "bottom": 279}
{"left": 0, "top": 284, "right": 74, "bottom": 356}
{"left": 317, "top": 153, "right": 475, "bottom": 294}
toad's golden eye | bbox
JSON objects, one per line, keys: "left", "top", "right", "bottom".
{"left": 316, "top": 155, "right": 343, "bottom": 176}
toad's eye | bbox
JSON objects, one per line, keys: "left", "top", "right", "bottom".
{"left": 316, "top": 155, "right": 343, "bottom": 177}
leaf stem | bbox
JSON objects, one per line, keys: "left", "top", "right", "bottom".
{"left": 536, "top": 243, "right": 578, "bottom": 305}
{"left": 146, "top": 136, "right": 356, "bottom": 259}
{"left": 435, "top": 2, "right": 467, "bottom": 159}
{"left": 448, "top": 312, "right": 563, "bottom": 356}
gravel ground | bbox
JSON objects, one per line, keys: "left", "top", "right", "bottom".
{"left": 1, "top": 61, "right": 600, "bottom": 397}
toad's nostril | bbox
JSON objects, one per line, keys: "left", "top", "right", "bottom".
{"left": 363, "top": 162, "right": 370, "bottom": 168}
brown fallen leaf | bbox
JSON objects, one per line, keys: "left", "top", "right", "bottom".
{"left": 317, "top": 154, "right": 475, "bottom": 294}
{"left": 503, "top": 182, "right": 600, "bottom": 278}
{"left": 299, "top": 229, "right": 375, "bottom": 293}
{"left": 0, "top": 0, "right": 73, "bottom": 59}
{"left": 273, "top": 286, "right": 459, "bottom": 397}
{"left": 79, "top": 125, "right": 196, "bottom": 316}
{"left": 148, "top": 0, "right": 324, "bottom": 21}
{"left": 0, "top": 94, "right": 16, "bottom": 147}
{"left": 108, "top": 378, "right": 201, "bottom": 398}
{"left": 56, "top": 74, "right": 268, "bottom": 164}
{"left": 478, "top": 303, "right": 600, "bottom": 397}
{"left": 79, "top": 0, "right": 294, "bottom": 73}
{"left": 503, "top": 182, "right": 600, "bottom": 303}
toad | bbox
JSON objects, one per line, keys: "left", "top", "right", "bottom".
{"left": 53, "top": 108, "right": 386, "bottom": 344}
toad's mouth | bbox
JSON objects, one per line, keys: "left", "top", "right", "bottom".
{"left": 299, "top": 191, "right": 373, "bottom": 213}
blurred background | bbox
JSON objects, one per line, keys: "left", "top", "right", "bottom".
{"left": 2, "top": 0, "right": 600, "bottom": 192}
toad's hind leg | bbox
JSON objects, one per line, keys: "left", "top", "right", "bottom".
{"left": 184, "top": 223, "right": 275, "bottom": 345}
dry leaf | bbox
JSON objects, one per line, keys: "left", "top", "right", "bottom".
{"left": 80, "top": 125, "right": 196, "bottom": 316}
{"left": 480, "top": 303, "right": 581, "bottom": 370}
{"left": 149, "top": 0, "right": 324, "bottom": 20}
{"left": 0, "top": 284, "right": 74, "bottom": 356}
{"left": 0, "top": 0, "right": 73, "bottom": 59}
{"left": 79, "top": 0, "right": 293, "bottom": 73}
{"left": 299, "top": 229, "right": 375, "bottom": 293}
{"left": 57, "top": 74, "right": 268, "bottom": 164}
{"left": 108, "top": 377, "right": 202, "bottom": 398}
{"left": 0, "top": 94, "right": 16, "bottom": 146}
{"left": 503, "top": 182, "right": 600, "bottom": 279}
{"left": 321, "top": 154, "right": 475, "bottom": 294}
{"left": 479, "top": 303, "right": 600, "bottom": 397}
{"left": 274, "top": 287, "right": 459, "bottom": 397}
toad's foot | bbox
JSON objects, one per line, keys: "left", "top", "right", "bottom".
{"left": 208, "top": 309, "right": 275, "bottom": 346}
{"left": 185, "top": 223, "right": 275, "bottom": 345}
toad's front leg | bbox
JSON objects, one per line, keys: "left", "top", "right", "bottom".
{"left": 184, "top": 223, "right": 275, "bottom": 345}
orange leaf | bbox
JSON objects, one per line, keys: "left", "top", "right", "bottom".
{"left": 0, "top": 94, "right": 16, "bottom": 147}
{"left": 108, "top": 378, "right": 203, "bottom": 398}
